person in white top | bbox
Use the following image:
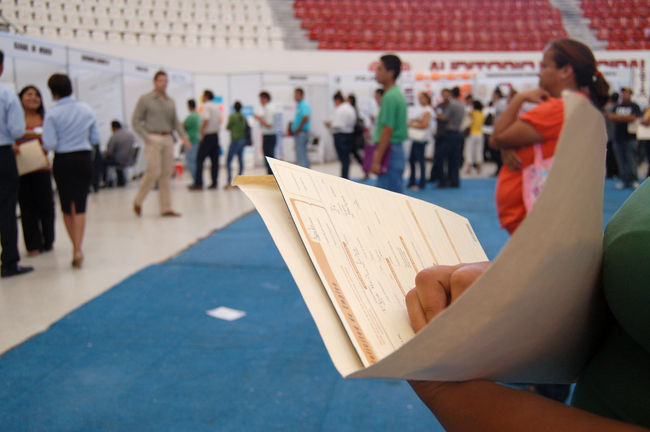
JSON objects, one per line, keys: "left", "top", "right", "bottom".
{"left": 407, "top": 92, "right": 434, "bottom": 190}
{"left": 190, "top": 89, "right": 221, "bottom": 190}
{"left": 325, "top": 91, "right": 357, "bottom": 179}
{"left": 253, "top": 91, "right": 277, "bottom": 174}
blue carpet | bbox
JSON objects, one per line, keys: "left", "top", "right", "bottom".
{"left": 0, "top": 178, "right": 635, "bottom": 431}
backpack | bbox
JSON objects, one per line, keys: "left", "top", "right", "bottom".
{"left": 244, "top": 117, "right": 252, "bottom": 146}
{"left": 352, "top": 114, "right": 365, "bottom": 150}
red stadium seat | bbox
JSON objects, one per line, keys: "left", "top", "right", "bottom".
{"left": 295, "top": 0, "right": 647, "bottom": 51}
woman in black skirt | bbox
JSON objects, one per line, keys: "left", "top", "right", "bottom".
{"left": 16, "top": 85, "right": 55, "bottom": 256}
{"left": 42, "top": 74, "right": 100, "bottom": 268}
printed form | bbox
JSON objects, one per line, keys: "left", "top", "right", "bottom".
{"left": 269, "top": 159, "right": 487, "bottom": 366}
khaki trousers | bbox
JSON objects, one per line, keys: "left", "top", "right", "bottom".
{"left": 134, "top": 133, "right": 175, "bottom": 213}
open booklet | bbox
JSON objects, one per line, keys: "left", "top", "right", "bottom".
{"left": 234, "top": 91, "right": 609, "bottom": 384}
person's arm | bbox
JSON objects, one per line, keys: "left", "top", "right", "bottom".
{"left": 641, "top": 109, "right": 650, "bottom": 127}
{"left": 7, "top": 92, "right": 26, "bottom": 140}
{"left": 254, "top": 109, "right": 271, "bottom": 128}
{"left": 371, "top": 125, "right": 392, "bottom": 174}
{"left": 405, "top": 264, "right": 647, "bottom": 432}
{"left": 171, "top": 104, "right": 189, "bottom": 144}
{"left": 490, "top": 89, "right": 546, "bottom": 150}
{"left": 409, "top": 110, "right": 430, "bottom": 129}
{"left": 607, "top": 106, "right": 639, "bottom": 123}
{"left": 295, "top": 115, "right": 309, "bottom": 134}
{"left": 131, "top": 96, "right": 148, "bottom": 139}
{"left": 41, "top": 113, "right": 58, "bottom": 152}
{"left": 410, "top": 380, "right": 645, "bottom": 432}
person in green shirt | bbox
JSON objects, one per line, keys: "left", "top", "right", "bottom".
{"left": 372, "top": 54, "right": 407, "bottom": 193}
{"left": 225, "top": 101, "right": 248, "bottom": 188}
{"left": 405, "top": 179, "right": 650, "bottom": 431}
{"left": 183, "top": 99, "right": 201, "bottom": 185}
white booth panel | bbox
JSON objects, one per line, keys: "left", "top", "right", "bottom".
{"left": 69, "top": 49, "right": 125, "bottom": 149}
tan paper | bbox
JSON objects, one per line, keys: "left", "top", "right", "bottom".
{"left": 15, "top": 140, "right": 48, "bottom": 176}
{"left": 234, "top": 91, "right": 608, "bottom": 383}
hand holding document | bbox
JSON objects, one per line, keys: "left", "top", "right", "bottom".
{"left": 235, "top": 92, "right": 608, "bottom": 384}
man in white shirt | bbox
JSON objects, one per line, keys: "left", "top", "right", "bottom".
{"left": 253, "top": 91, "right": 277, "bottom": 174}
{"left": 191, "top": 89, "right": 221, "bottom": 190}
{"left": 325, "top": 91, "right": 357, "bottom": 179}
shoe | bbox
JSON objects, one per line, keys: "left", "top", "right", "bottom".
{"left": 408, "top": 185, "right": 419, "bottom": 191}
{"left": 632, "top": 181, "right": 640, "bottom": 189}
{"left": 188, "top": 185, "right": 203, "bottom": 191}
{"left": 207, "top": 184, "right": 217, "bottom": 190}
{"left": 614, "top": 182, "right": 624, "bottom": 190}
{"left": 224, "top": 183, "right": 233, "bottom": 190}
{"left": 161, "top": 210, "right": 182, "bottom": 217}
{"left": 71, "top": 251, "right": 83, "bottom": 269}
{"left": 41, "top": 245, "right": 53, "bottom": 253}
{"left": 27, "top": 250, "right": 41, "bottom": 257}
{"left": 1, "top": 265, "right": 34, "bottom": 278}
{"left": 133, "top": 203, "right": 142, "bottom": 216}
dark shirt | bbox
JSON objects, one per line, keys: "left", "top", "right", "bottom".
{"left": 442, "top": 98, "right": 465, "bottom": 132}
{"left": 613, "top": 102, "right": 641, "bottom": 141}
{"left": 106, "top": 128, "right": 136, "bottom": 166}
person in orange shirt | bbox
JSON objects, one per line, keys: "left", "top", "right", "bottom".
{"left": 490, "top": 38, "right": 610, "bottom": 235}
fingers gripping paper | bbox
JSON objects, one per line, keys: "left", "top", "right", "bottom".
{"left": 234, "top": 92, "right": 607, "bottom": 383}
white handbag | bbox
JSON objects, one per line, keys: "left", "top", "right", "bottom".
{"left": 408, "top": 127, "right": 427, "bottom": 142}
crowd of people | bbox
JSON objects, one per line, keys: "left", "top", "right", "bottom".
{"left": 321, "top": 52, "right": 650, "bottom": 204}
{"left": 1, "top": 48, "right": 102, "bottom": 277}
{"left": 1, "top": 37, "right": 649, "bottom": 429}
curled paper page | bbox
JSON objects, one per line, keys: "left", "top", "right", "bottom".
{"left": 235, "top": 91, "right": 608, "bottom": 383}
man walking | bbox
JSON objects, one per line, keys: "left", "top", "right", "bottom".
{"left": 291, "top": 88, "right": 311, "bottom": 168}
{"left": 608, "top": 87, "right": 641, "bottom": 189}
{"left": 191, "top": 90, "right": 221, "bottom": 190}
{"left": 253, "top": 91, "right": 277, "bottom": 174}
{"left": 325, "top": 91, "right": 356, "bottom": 179}
{"left": 0, "top": 50, "right": 33, "bottom": 277}
{"left": 131, "top": 70, "right": 189, "bottom": 217}
{"left": 437, "top": 86, "right": 465, "bottom": 188}
{"left": 371, "top": 54, "right": 407, "bottom": 193}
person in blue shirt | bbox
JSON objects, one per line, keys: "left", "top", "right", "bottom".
{"left": 42, "top": 74, "right": 100, "bottom": 269}
{"left": 0, "top": 50, "right": 33, "bottom": 278}
{"left": 291, "top": 87, "right": 311, "bottom": 168}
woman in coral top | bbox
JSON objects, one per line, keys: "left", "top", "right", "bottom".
{"left": 490, "top": 39, "right": 610, "bottom": 235}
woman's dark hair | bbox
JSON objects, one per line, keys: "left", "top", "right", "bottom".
{"left": 333, "top": 91, "right": 344, "bottom": 102}
{"left": 548, "top": 38, "right": 610, "bottom": 108}
{"left": 234, "top": 101, "right": 242, "bottom": 112}
{"left": 419, "top": 92, "right": 432, "bottom": 105}
{"left": 473, "top": 100, "right": 483, "bottom": 111}
{"left": 47, "top": 74, "right": 73, "bottom": 98}
{"left": 347, "top": 94, "right": 356, "bottom": 107}
{"left": 18, "top": 85, "right": 45, "bottom": 118}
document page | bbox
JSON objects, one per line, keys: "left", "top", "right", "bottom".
{"left": 268, "top": 158, "right": 487, "bottom": 366}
